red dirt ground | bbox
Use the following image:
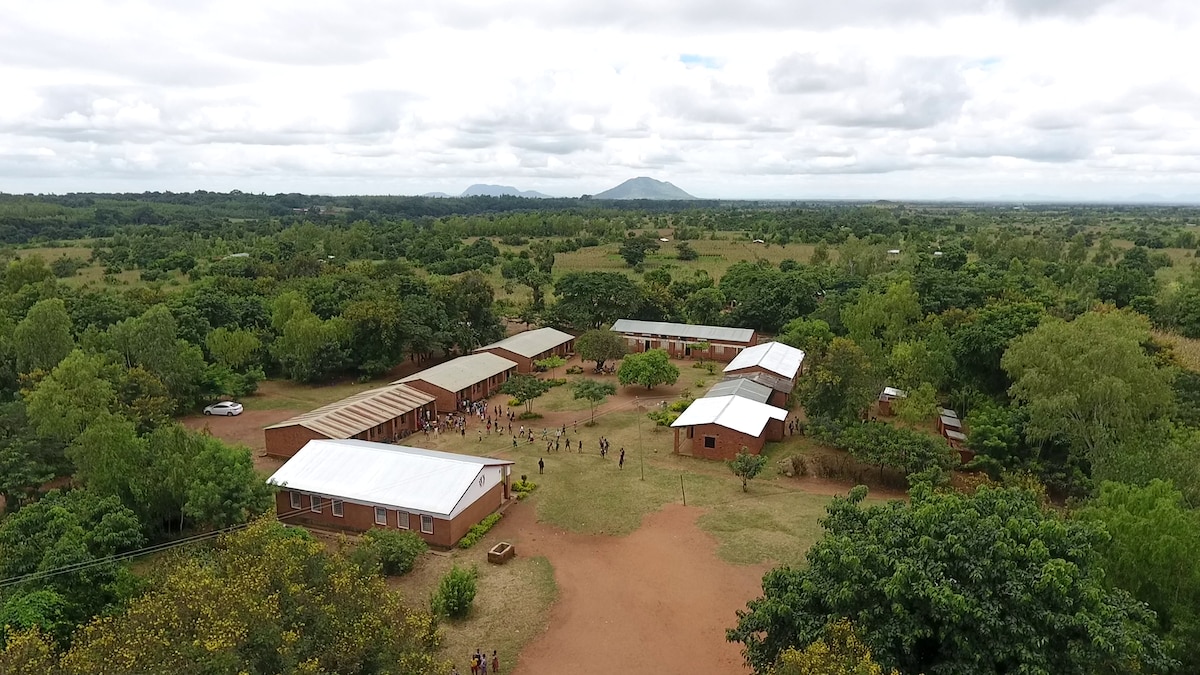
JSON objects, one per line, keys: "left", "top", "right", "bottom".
{"left": 493, "top": 501, "right": 769, "bottom": 675}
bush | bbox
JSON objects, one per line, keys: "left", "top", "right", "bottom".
{"left": 647, "top": 409, "right": 679, "bottom": 427}
{"left": 357, "top": 529, "right": 428, "bottom": 576}
{"left": 507, "top": 398, "right": 521, "bottom": 407}
{"left": 431, "top": 564, "right": 478, "bottom": 620}
{"left": 457, "top": 513, "right": 502, "bottom": 549}
{"left": 517, "top": 411, "right": 542, "bottom": 420}
{"left": 512, "top": 478, "right": 538, "bottom": 500}
{"left": 565, "top": 365, "right": 584, "bottom": 375}
{"left": 545, "top": 377, "right": 567, "bottom": 387}
{"left": 668, "top": 398, "right": 694, "bottom": 413}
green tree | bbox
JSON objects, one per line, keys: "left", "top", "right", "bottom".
{"left": 842, "top": 280, "right": 921, "bottom": 364}
{"left": 798, "top": 338, "right": 875, "bottom": 422}
{"left": 204, "top": 327, "right": 261, "bottom": 370}
{"left": 551, "top": 272, "right": 643, "bottom": 329}
{"left": 534, "top": 354, "right": 566, "bottom": 377}
{"left": 778, "top": 318, "right": 834, "bottom": 357}
{"left": 5, "top": 256, "right": 53, "bottom": 292}
{"left": 1002, "top": 310, "right": 1172, "bottom": 461}
{"left": 675, "top": 241, "right": 698, "bottom": 261}
{"left": 575, "top": 329, "right": 627, "bottom": 372}
{"left": 13, "top": 299, "right": 74, "bottom": 375}
{"left": 501, "top": 256, "right": 552, "bottom": 310}
{"left": 1077, "top": 480, "right": 1200, "bottom": 670}
{"left": 0, "top": 400, "right": 61, "bottom": 511}
{"left": 352, "top": 529, "right": 428, "bottom": 576}
{"left": 272, "top": 313, "right": 349, "bottom": 383}
{"left": 774, "top": 620, "right": 898, "bottom": 675}
{"left": 499, "top": 374, "right": 553, "bottom": 414}
{"left": 683, "top": 287, "right": 726, "bottom": 325}
{"left": 892, "top": 382, "right": 937, "bottom": 426}
{"left": 952, "top": 301, "right": 1044, "bottom": 394}
{"left": 617, "top": 349, "right": 679, "bottom": 390}
{"left": 728, "top": 450, "right": 768, "bottom": 492}
{"left": 572, "top": 379, "right": 617, "bottom": 424}
{"left": 25, "top": 350, "right": 117, "bottom": 444}
{"left": 183, "top": 437, "right": 274, "bottom": 529}
{"left": 108, "top": 306, "right": 209, "bottom": 409}
{"left": 728, "top": 486, "right": 1173, "bottom": 675}
{"left": 618, "top": 234, "right": 660, "bottom": 267}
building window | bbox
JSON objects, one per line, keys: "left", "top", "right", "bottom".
{"left": 716, "top": 345, "right": 725, "bottom": 355}
{"left": 331, "top": 500, "right": 343, "bottom": 517}
{"left": 289, "top": 492, "right": 301, "bottom": 510}
{"left": 397, "top": 511, "right": 410, "bottom": 529}
{"left": 420, "top": 515, "right": 434, "bottom": 534}
{"left": 686, "top": 427, "right": 694, "bottom": 439}
{"left": 703, "top": 436, "right": 716, "bottom": 449}
{"left": 310, "top": 496, "right": 323, "bottom": 512}
{"left": 374, "top": 506, "right": 387, "bottom": 525}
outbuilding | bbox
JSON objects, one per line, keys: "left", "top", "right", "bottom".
{"left": 877, "top": 386, "right": 908, "bottom": 416}
{"left": 723, "top": 341, "right": 805, "bottom": 383}
{"left": 474, "top": 327, "right": 575, "bottom": 373}
{"left": 396, "top": 352, "right": 518, "bottom": 412}
{"left": 670, "top": 395, "right": 787, "bottom": 460}
{"left": 263, "top": 383, "right": 436, "bottom": 458}
{"left": 611, "top": 319, "right": 757, "bottom": 362}
{"left": 267, "top": 439, "right": 514, "bottom": 549}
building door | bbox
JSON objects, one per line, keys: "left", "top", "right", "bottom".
{"left": 644, "top": 340, "right": 651, "bottom": 351}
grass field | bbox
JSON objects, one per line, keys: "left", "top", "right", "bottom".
{"left": 246, "top": 377, "right": 396, "bottom": 411}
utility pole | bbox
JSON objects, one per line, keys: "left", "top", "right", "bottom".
{"left": 637, "top": 397, "right": 644, "bottom": 481}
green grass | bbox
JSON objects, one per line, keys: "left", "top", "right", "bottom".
{"left": 697, "top": 491, "right": 829, "bottom": 565}
{"left": 245, "top": 377, "right": 396, "bottom": 411}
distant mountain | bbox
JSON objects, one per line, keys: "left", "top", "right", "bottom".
{"left": 460, "top": 184, "right": 552, "bottom": 198}
{"left": 422, "top": 192, "right": 454, "bottom": 198}
{"left": 591, "top": 177, "right": 696, "bottom": 200}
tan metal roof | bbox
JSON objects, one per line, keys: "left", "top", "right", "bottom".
{"left": 397, "top": 352, "right": 517, "bottom": 392}
{"left": 264, "top": 383, "right": 436, "bottom": 439}
{"left": 611, "top": 319, "right": 755, "bottom": 344}
{"left": 475, "top": 327, "right": 575, "bottom": 358}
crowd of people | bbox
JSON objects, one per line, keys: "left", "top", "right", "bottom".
{"left": 451, "top": 648, "right": 499, "bottom": 675}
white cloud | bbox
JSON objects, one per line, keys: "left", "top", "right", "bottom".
{"left": 0, "top": 1, "right": 1197, "bottom": 199}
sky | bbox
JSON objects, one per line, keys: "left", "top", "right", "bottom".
{"left": 1, "top": 0, "right": 1199, "bottom": 201}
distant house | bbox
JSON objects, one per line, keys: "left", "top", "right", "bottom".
{"left": 723, "top": 341, "right": 805, "bottom": 384}
{"left": 887, "top": 249, "right": 901, "bottom": 256}
{"left": 396, "top": 352, "right": 517, "bottom": 411}
{"left": 670, "top": 395, "right": 787, "bottom": 460}
{"left": 263, "top": 383, "right": 436, "bottom": 458}
{"left": 878, "top": 386, "right": 908, "bottom": 416}
{"left": 611, "top": 319, "right": 757, "bottom": 362}
{"left": 267, "top": 440, "right": 514, "bottom": 548}
{"left": 474, "top": 327, "right": 575, "bottom": 373}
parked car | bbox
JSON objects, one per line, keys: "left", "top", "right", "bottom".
{"left": 203, "top": 401, "right": 244, "bottom": 416}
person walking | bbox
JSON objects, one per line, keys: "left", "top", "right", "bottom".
{"left": 470, "top": 652, "right": 479, "bottom": 675}
{"left": 538, "top": 457, "right": 544, "bottom": 474}
{"left": 578, "top": 439, "right": 582, "bottom": 453}
{"left": 480, "top": 652, "right": 488, "bottom": 675}
{"left": 619, "top": 448, "right": 625, "bottom": 469}
{"left": 491, "top": 651, "right": 500, "bottom": 674}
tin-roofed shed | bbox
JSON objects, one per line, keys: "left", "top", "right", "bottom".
{"left": 611, "top": 319, "right": 757, "bottom": 362}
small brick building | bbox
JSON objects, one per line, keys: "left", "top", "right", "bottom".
{"left": 611, "top": 319, "right": 757, "bottom": 362}
{"left": 670, "top": 395, "right": 787, "bottom": 461}
{"left": 267, "top": 439, "right": 514, "bottom": 549}
{"left": 396, "top": 352, "right": 518, "bottom": 412}
{"left": 263, "top": 383, "right": 437, "bottom": 458}
{"left": 474, "top": 327, "right": 575, "bottom": 373}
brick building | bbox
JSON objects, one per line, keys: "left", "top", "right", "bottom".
{"left": 670, "top": 395, "right": 787, "bottom": 461}
{"left": 474, "top": 327, "right": 575, "bottom": 373}
{"left": 396, "top": 352, "right": 518, "bottom": 411}
{"left": 611, "top": 319, "right": 757, "bottom": 362}
{"left": 263, "top": 383, "right": 436, "bottom": 458}
{"left": 267, "top": 439, "right": 514, "bottom": 549}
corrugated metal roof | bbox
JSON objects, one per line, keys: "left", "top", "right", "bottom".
{"left": 397, "top": 352, "right": 517, "bottom": 393}
{"left": 706, "top": 378, "right": 773, "bottom": 404}
{"left": 737, "top": 371, "right": 793, "bottom": 392}
{"left": 939, "top": 415, "right": 963, "bottom": 429}
{"left": 264, "top": 383, "right": 435, "bottom": 438}
{"left": 266, "top": 440, "right": 513, "bottom": 518}
{"left": 881, "top": 387, "right": 908, "bottom": 398}
{"left": 611, "top": 319, "right": 755, "bottom": 344}
{"left": 474, "top": 327, "right": 574, "bottom": 359}
{"left": 945, "top": 429, "right": 967, "bottom": 441}
{"left": 670, "top": 395, "right": 787, "bottom": 437}
{"left": 937, "top": 407, "right": 959, "bottom": 419}
{"left": 723, "top": 341, "right": 805, "bottom": 380}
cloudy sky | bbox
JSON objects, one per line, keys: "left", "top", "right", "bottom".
{"left": 2, "top": 1, "right": 1199, "bottom": 200}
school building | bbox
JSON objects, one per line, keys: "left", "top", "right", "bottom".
{"left": 610, "top": 319, "right": 757, "bottom": 362}
{"left": 263, "top": 383, "right": 437, "bottom": 458}
{"left": 474, "top": 327, "right": 576, "bottom": 373}
{"left": 396, "top": 352, "right": 518, "bottom": 411}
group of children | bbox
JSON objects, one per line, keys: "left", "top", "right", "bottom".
{"left": 453, "top": 648, "right": 499, "bottom": 675}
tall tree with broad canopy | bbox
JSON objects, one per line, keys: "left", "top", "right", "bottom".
{"left": 728, "top": 485, "right": 1174, "bottom": 675}
{"left": 617, "top": 349, "right": 679, "bottom": 390}
{"left": 1077, "top": 479, "right": 1200, "bottom": 670}
{"left": 551, "top": 272, "right": 643, "bottom": 329}
{"left": 12, "top": 298, "right": 74, "bottom": 375}
{"left": 575, "top": 329, "right": 627, "bottom": 372}
{"left": 1002, "top": 309, "right": 1173, "bottom": 461}
{"left": 499, "top": 374, "right": 552, "bottom": 414}
{"left": 798, "top": 337, "right": 876, "bottom": 422}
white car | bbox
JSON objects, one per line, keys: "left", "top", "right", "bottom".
{"left": 204, "top": 401, "right": 244, "bottom": 416}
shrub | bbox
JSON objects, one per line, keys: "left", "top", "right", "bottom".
{"left": 357, "top": 529, "right": 428, "bottom": 576}
{"left": 647, "top": 409, "right": 679, "bottom": 427}
{"left": 565, "top": 365, "right": 584, "bottom": 375}
{"left": 668, "top": 398, "right": 694, "bottom": 413}
{"left": 431, "top": 564, "right": 478, "bottom": 620}
{"left": 508, "top": 398, "right": 521, "bottom": 407}
{"left": 545, "top": 378, "right": 568, "bottom": 387}
{"left": 518, "top": 411, "right": 542, "bottom": 420}
{"left": 457, "top": 513, "right": 502, "bottom": 549}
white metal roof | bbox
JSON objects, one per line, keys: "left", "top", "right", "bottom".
{"left": 397, "top": 352, "right": 517, "bottom": 392}
{"left": 706, "top": 378, "right": 773, "bottom": 404}
{"left": 880, "top": 387, "right": 908, "bottom": 399}
{"left": 266, "top": 440, "right": 513, "bottom": 518}
{"left": 611, "top": 319, "right": 754, "bottom": 344}
{"left": 264, "top": 383, "right": 435, "bottom": 438}
{"left": 670, "top": 395, "right": 787, "bottom": 437}
{"left": 474, "top": 327, "right": 574, "bottom": 359}
{"left": 723, "top": 341, "right": 805, "bottom": 380}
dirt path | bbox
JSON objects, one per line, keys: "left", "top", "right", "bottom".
{"left": 493, "top": 501, "right": 768, "bottom": 675}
